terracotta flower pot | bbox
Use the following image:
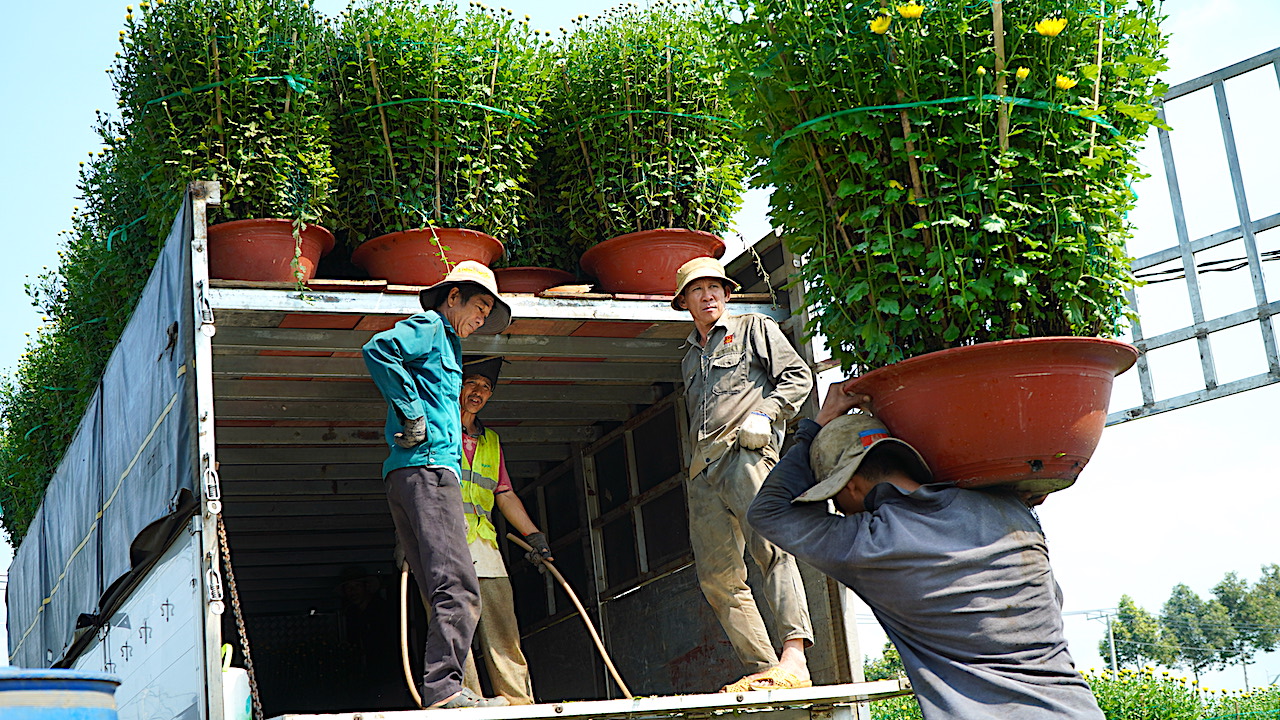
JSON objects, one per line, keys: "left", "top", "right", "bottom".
{"left": 847, "top": 337, "right": 1139, "bottom": 494}
{"left": 494, "top": 267, "right": 578, "bottom": 293}
{"left": 579, "top": 228, "right": 725, "bottom": 295}
{"left": 207, "top": 218, "right": 335, "bottom": 282}
{"left": 351, "top": 228, "right": 504, "bottom": 286}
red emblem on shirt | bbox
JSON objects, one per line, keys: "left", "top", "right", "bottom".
{"left": 724, "top": 334, "right": 735, "bottom": 345}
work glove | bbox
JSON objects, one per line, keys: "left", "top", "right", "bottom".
{"left": 523, "top": 531, "right": 553, "bottom": 573}
{"left": 737, "top": 411, "right": 773, "bottom": 450}
{"left": 394, "top": 416, "right": 426, "bottom": 449}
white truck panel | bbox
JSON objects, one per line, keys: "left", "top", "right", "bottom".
{"left": 73, "top": 527, "right": 206, "bottom": 720}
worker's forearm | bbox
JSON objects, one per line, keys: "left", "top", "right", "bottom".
{"left": 496, "top": 491, "right": 540, "bottom": 536}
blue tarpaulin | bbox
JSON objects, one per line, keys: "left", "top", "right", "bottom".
{"left": 7, "top": 197, "right": 197, "bottom": 667}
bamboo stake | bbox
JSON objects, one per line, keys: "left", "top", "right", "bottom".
{"left": 878, "top": 0, "right": 931, "bottom": 248}
{"left": 992, "top": 0, "right": 1010, "bottom": 151}
{"left": 563, "top": 73, "right": 613, "bottom": 231}
{"left": 210, "top": 35, "right": 226, "bottom": 156}
{"left": 664, "top": 45, "right": 675, "bottom": 227}
{"left": 285, "top": 30, "right": 297, "bottom": 116}
{"left": 363, "top": 35, "right": 397, "bottom": 186}
{"left": 1088, "top": 1, "right": 1107, "bottom": 157}
{"left": 507, "top": 533, "right": 633, "bottom": 698}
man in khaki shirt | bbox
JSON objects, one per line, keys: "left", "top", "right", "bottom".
{"left": 672, "top": 257, "right": 815, "bottom": 692}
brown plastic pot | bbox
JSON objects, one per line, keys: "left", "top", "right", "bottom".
{"left": 351, "top": 228, "right": 504, "bottom": 286}
{"left": 847, "top": 336, "right": 1139, "bottom": 494}
{"left": 494, "top": 267, "right": 578, "bottom": 293}
{"left": 579, "top": 228, "right": 725, "bottom": 295}
{"left": 207, "top": 219, "right": 334, "bottom": 282}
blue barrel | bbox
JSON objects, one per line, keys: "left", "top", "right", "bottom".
{"left": 0, "top": 669, "right": 120, "bottom": 720}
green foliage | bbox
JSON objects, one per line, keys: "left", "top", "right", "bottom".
{"left": 1214, "top": 569, "right": 1280, "bottom": 665}
{"left": 718, "top": 0, "right": 1169, "bottom": 371}
{"left": 498, "top": 144, "right": 579, "bottom": 272}
{"left": 864, "top": 640, "right": 906, "bottom": 681}
{"left": 0, "top": 0, "right": 329, "bottom": 543}
{"left": 1162, "top": 584, "right": 1239, "bottom": 678}
{"left": 870, "top": 695, "right": 923, "bottom": 720}
{"left": 114, "top": 0, "right": 334, "bottom": 238}
{"left": 1084, "top": 667, "right": 1280, "bottom": 720}
{"left": 543, "top": 1, "right": 744, "bottom": 256}
{"left": 328, "top": 0, "right": 552, "bottom": 246}
{"left": 1108, "top": 594, "right": 1177, "bottom": 669}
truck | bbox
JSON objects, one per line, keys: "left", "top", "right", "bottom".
{"left": 5, "top": 181, "right": 909, "bottom": 720}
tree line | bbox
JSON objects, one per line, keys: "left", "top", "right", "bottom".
{"left": 1105, "top": 564, "right": 1280, "bottom": 684}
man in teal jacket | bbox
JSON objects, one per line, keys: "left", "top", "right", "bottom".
{"left": 362, "top": 261, "right": 513, "bottom": 709}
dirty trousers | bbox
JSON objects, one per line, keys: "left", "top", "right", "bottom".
{"left": 687, "top": 444, "right": 814, "bottom": 673}
{"left": 462, "top": 577, "right": 535, "bottom": 704}
{"left": 385, "top": 466, "right": 481, "bottom": 707}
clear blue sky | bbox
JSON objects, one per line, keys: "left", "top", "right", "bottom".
{"left": 2, "top": 0, "right": 1280, "bottom": 691}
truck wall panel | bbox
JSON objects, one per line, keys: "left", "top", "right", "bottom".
{"left": 72, "top": 530, "right": 205, "bottom": 720}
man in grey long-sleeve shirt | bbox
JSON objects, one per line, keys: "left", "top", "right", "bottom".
{"left": 673, "top": 257, "right": 815, "bottom": 692}
{"left": 748, "top": 383, "right": 1105, "bottom": 720}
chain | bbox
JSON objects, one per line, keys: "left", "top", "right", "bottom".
{"left": 218, "top": 515, "right": 263, "bottom": 720}
{"left": 738, "top": 230, "right": 780, "bottom": 308}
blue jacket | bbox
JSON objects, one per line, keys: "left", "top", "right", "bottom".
{"left": 362, "top": 310, "right": 464, "bottom": 479}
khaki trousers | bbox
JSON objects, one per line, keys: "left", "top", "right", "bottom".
{"left": 687, "top": 444, "right": 814, "bottom": 673}
{"left": 462, "top": 576, "right": 535, "bottom": 704}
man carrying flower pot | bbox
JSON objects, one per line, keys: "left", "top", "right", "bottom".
{"left": 747, "top": 383, "right": 1103, "bottom": 720}
{"left": 672, "top": 257, "right": 816, "bottom": 692}
{"left": 456, "top": 355, "right": 549, "bottom": 706}
{"left": 362, "top": 261, "right": 513, "bottom": 709}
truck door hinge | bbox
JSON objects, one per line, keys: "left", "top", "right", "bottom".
{"left": 202, "top": 454, "right": 222, "bottom": 516}
{"left": 196, "top": 280, "right": 216, "bottom": 336}
{"left": 206, "top": 568, "right": 225, "bottom": 616}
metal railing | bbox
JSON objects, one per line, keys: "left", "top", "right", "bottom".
{"left": 1109, "top": 47, "right": 1280, "bottom": 424}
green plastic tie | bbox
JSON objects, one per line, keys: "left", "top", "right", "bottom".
{"left": 145, "top": 74, "right": 315, "bottom": 106}
{"left": 106, "top": 214, "right": 148, "bottom": 251}
{"left": 23, "top": 424, "right": 46, "bottom": 442}
{"left": 559, "top": 108, "right": 743, "bottom": 132}
{"left": 346, "top": 97, "right": 538, "bottom": 128}
{"left": 771, "top": 94, "right": 1122, "bottom": 152}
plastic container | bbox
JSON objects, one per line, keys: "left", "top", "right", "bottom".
{"left": 0, "top": 668, "right": 120, "bottom": 720}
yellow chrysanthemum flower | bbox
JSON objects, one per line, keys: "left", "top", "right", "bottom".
{"left": 1055, "top": 75, "right": 1078, "bottom": 90}
{"left": 1015, "top": 66, "right": 1030, "bottom": 80}
{"left": 888, "top": 180, "right": 904, "bottom": 190}
{"left": 1035, "top": 17, "right": 1067, "bottom": 36}
{"left": 870, "top": 15, "right": 892, "bottom": 34}
{"left": 896, "top": 2, "right": 923, "bottom": 19}
{"left": 976, "top": 66, "right": 987, "bottom": 76}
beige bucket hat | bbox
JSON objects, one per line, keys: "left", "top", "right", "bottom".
{"left": 418, "top": 261, "right": 512, "bottom": 335}
{"left": 671, "top": 257, "right": 742, "bottom": 311}
{"left": 795, "top": 412, "right": 933, "bottom": 503}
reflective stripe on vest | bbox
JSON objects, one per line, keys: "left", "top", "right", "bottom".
{"left": 461, "top": 428, "right": 502, "bottom": 547}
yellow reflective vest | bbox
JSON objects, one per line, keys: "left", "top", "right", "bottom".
{"left": 460, "top": 428, "right": 502, "bottom": 548}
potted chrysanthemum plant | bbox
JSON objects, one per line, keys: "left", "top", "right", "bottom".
{"left": 721, "top": 0, "right": 1169, "bottom": 491}
{"left": 329, "top": 0, "right": 553, "bottom": 286}
{"left": 114, "top": 0, "right": 336, "bottom": 282}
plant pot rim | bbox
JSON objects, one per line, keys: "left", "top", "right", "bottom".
{"left": 851, "top": 336, "right": 1138, "bottom": 388}
{"left": 351, "top": 227, "right": 503, "bottom": 266}
{"left": 209, "top": 217, "right": 336, "bottom": 255}
{"left": 580, "top": 227, "right": 725, "bottom": 276}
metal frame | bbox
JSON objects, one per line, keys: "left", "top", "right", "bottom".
{"left": 188, "top": 180, "right": 225, "bottom": 720}
{"left": 1109, "top": 47, "right": 1280, "bottom": 424}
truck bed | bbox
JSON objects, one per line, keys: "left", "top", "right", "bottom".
{"left": 273, "top": 680, "right": 912, "bottom": 720}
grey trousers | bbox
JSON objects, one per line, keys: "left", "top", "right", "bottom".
{"left": 687, "top": 444, "right": 814, "bottom": 673}
{"left": 385, "top": 466, "right": 481, "bottom": 707}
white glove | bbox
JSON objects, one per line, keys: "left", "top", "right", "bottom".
{"left": 738, "top": 411, "right": 773, "bottom": 450}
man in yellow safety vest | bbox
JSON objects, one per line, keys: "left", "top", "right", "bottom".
{"left": 457, "top": 356, "right": 551, "bottom": 705}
